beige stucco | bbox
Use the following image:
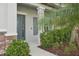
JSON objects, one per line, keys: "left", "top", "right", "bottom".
{"left": 17, "top": 4, "right": 40, "bottom": 45}
{"left": 0, "top": 3, "right": 17, "bottom": 36}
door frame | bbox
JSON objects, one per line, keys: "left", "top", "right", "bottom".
{"left": 17, "top": 11, "right": 39, "bottom": 45}
{"left": 17, "top": 11, "right": 27, "bottom": 40}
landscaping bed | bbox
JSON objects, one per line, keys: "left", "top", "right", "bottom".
{"left": 40, "top": 27, "right": 79, "bottom": 56}
{"left": 39, "top": 3, "right": 79, "bottom": 56}
{"left": 39, "top": 44, "right": 79, "bottom": 56}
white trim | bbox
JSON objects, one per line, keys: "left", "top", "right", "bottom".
{"left": 5, "top": 33, "right": 17, "bottom": 36}
{"left": 0, "top": 29, "right": 7, "bottom": 33}
{"left": 17, "top": 12, "right": 27, "bottom": 40}
{"left": 17, "top": 11, "right": 27, "bottom": 15}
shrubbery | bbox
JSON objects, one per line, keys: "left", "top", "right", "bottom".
{"left": 5, "top": 40, "right": 30, "bottom": 56}
{"left": 40, "top": 27, "right": 72, "bottom": 48}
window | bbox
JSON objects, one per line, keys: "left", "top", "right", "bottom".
{"left": 33, "top": 17, "right": 38, "bottom": 35}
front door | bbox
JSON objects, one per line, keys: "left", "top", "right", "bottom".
{"left": 17, "top": 14, "right": 25, "bottom": 40}
{"left": 25, "top": 16, "right": 39, "bottom": 45}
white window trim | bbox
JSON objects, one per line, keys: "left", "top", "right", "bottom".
{"left": 0, "top": 29, "right": 7, "bottom": 33}
{"left": 5, "top": 33, "right": 17, "bottom": 36}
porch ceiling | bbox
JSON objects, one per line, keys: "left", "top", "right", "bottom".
{"left": 41, "top": 3, "right": 61, "bottom": 9}
{"left": 17, "top": 3, "right": 60, "bottom": 11}
{"left": 17, "top": 3, "right": 36, "bottom": 9}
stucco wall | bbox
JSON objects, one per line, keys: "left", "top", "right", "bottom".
{"left": 6, "top": 4, "right": 17, "bottom": 36}
{"left": 0, "top": 3, "right": 17, "bottom": 36}
{"left": 0, "top": 4, "right": 8, "bottom": 30}
{"left": 0, "top": 4, "right": 17, "bottom": 54}
{"left": 17, "top": 4, "right": 39, "bottom": 44}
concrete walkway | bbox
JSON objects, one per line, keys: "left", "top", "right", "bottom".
{"left": 27, "top": 38, "right": 56, "bottom": 56}
{"left": 29, "top": 44, "right": 56, "bottom": 56}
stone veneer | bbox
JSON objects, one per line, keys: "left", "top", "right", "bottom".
{"left": 5, "top": 35, "right": 16, "bottom": 48}
{"left": 0, "top": 32, "right": 16, "bottom": 55}
{"left": 0, "top": 32, "right": 6, "bottom": 55}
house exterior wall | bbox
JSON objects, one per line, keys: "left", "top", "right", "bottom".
{"left": 0, "top": 3, "right": 17, "bottom": 54}
{"left": 17, "top": 5, "right": 40, "bottom": 45}
{"left": 0, "top": 3, "right": 56, "bottom": 54}
{"left": 0, "top": 3, "right": 8, "bottom": 30}
{"left": 0, "top": 3, "right": 51, "bottom": 45}
{"left": 6, "top": 4, "right": 17, "bottom": 36}
{"left": 0, "top": 3, "right": 17, "bottom": 40}
{"left": 0, "top": 3, "right": 17, "bottom": 36}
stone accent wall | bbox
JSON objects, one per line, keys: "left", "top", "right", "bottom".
{"left": 0, "top": 32, "right": 6, "bottom": 55}
{"left": 0, "top": 33, "right": 16, "bottom": 55}
{"left": 5, "top": 35, "right": 16, "bottom": 48}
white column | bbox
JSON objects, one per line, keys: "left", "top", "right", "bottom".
{"left": 37, "top": 7, "right": 45, "bottom": 45}
{"left": 5, "top": 3, "right": 17, "bottom": 36}
{"left": 37, "top": 7, "right": 45, "bottom": 19}
{"left": 37, "top": 7, "right": 45, "bottom": 32}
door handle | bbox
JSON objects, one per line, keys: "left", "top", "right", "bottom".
{"left": 30, "top": 27, "right": 32, "bottom": 30}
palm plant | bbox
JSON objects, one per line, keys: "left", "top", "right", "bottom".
{"left": 39, "top": 3, "right": 79, "bottom": 43}
{"left": 39, "top": 3, "right": 79, "bottom": 31}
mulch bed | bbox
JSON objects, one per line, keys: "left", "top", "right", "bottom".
{"left": 39, "top": 45, "right": 79, "bottom": 56}
{"left": 0, "top": 54, "right": 31, "bottom": 56}
{"left": 0, "top": 54, "right": 4, "bottom": 56}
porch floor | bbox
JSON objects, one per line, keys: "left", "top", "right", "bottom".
{"left": 29, "top": 44, "right": 56, "bottom": 56}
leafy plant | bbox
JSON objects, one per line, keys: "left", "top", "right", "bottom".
{"left": 5, "top": 40, "right": 30, "bottom": 56}
{"left": 40, "top": 4, "right": 79, "bottom": 49}
{"left": 40, "top": 32, "right": 54, "bottom": 48}
{"left": 39, "top": 4, "right": 79, "bottom": 43}
{"left": 40, "top": 26, "right": 71, "bottom": 48}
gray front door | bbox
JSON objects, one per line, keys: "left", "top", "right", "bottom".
{"left": 17, "top": 14, "right": 25, "bottom": 40}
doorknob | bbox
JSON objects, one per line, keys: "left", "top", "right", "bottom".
{"left": 30, "top": 27, "right": 32, "bottom": 30}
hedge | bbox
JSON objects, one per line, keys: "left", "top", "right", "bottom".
{"left": 40, "top": 27, "right": 72, "bottom": 48}
{"left": 5, "top": 40, "right": 30, "bottom": 56}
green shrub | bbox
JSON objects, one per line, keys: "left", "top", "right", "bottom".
{"left": 40, "top": 32, "right": 54, "bottom": 48}
{"left": 5, "top": 40, "right": 30, "bottom": 56}
{"left": 40, "top": 26, "right": 72, "bottom": 48}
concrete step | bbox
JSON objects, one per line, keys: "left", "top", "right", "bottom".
{"left": 30, "top": 46, "right": 56, "bottom": 56}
